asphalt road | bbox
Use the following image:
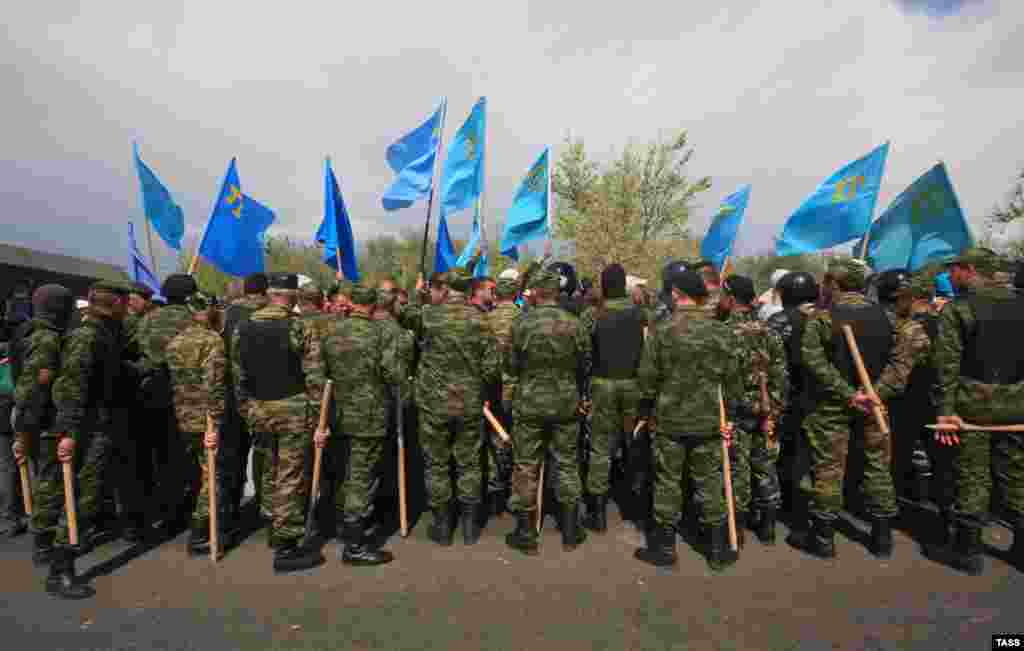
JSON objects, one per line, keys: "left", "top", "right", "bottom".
{"left": 2, "top": 504, "right": 1022, "bottom": 651}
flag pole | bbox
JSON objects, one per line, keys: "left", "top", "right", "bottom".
{"left": 419, "top": 98, "right": 449, "bottom": 280}
{"left": 544, "top": 144, "right": 553, "bottom": 256}
{"left": 478, "top": 98, "right": 488, "bottom": 267}
{"left": 144, "top": 218, "right": 159, "bottom": 279}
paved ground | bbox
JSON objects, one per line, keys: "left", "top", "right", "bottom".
{"left": 2, "top": 504, "right": 1022, "bottom": 651}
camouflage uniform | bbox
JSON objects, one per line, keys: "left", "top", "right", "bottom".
{"left": 483, "top": 294, "right": 519, "bottom": 505}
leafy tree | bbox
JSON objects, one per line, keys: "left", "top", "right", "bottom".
{"left": 985, "top": 167, "right": 1024, "bottom": 257}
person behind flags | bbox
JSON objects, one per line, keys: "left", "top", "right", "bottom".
{"left": 231, "top": 273, "right": 324, "bottom": 573}
{"left": 931, "top": 248, "right": 1024, "bottom": 575}
{"left": 484, "top": 270, "right": 522, "bottom": 517}
{"left": 757, "top": 269, "right": 790, "bottom": 321}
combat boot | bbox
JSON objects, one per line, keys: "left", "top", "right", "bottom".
{"left": 488, "top": 490, "right": 506, "bottom": 518}
{"left": 33, "top": 531, "right": 56, "bottom": 567}
{"left": 272, "top": 541, "right": 324, "bottom": 574}
{"left": 755, "top": 508, "right": 777, "bottom": 546}
{"left": 340, "top": 522, "right": 393, "bottom": 566}
{"left": 46, "top": 548, "right": 95, "bottom": 600}
{"left": 505, "top": 512, "right": 539, "bottom": 556}
{"left": 1009, "top": 527, "right": 1024, "bottom": 571}
{"left": 561, "top": 502, "right": 587, "bottom": 551}
{"left": 187, "top": 523, "right": 210, "bottom": 557}
{"left": 462, "top": 503, "right": 482, "bottom": 546}
{"left": 427, "top": 507, "right": 454, "bottom": 547}
{"left": 735, "top": 511, "right": 747, "bottom": 548}
{"left": 585, "top": 495, "right": 608, "bottom": 533}
{"left": 869, "top": 516, "right": 894, "bottom": 559}
{"left": 950, "top": 525, "right": 984, "bottom": 576}
{"left": 787, "top": 516, "right": 836, "bottom": 559}
{"left": 707, "top": 522, "right": 739, "bottom": 572}
{"left": 634, "top": 524, "right": 677, "bottom": 567}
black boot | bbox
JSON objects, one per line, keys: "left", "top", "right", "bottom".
{"left": 187, "top": 523, "right": 210, "bottom": 557}
{"left": 341, "top": 522, "right": 394, "bottom": 566}
{"left": 1010, "top": 527, "right": 1024, "bottom": 571}
{"left": 735, "top": 511, "right": 747, "bottom": 548}
{"left": 488, "top": 491, "right": 506, "bottom": 518}
{"left": 427, "top": 507, "right": 454, "bottom": 547}
{"left": 950, "top": 525, "right": 984, "bottom": 576}
{"left": 505, "top": 512, "right": 539, "bottom": 555}
{"left": 33, "top": 531, "right": 56, "bottom": 567}
{"left": 869, "top": 516, "right": 894, "bottom": 559}
{"left": 462, "top": 503, "right": 482, "bottom": 546}
{"left": 585, "top": 495, "right": 608, "bottom": 533}
{"left": 707, "top": 522, "right": 739, "bottom": 572}
{"left": 756, "top": 508, "right": 777, "bottom": 545}
{"left": 561, "top": 502, "right": 587, "bottom": 551}
{"left": 46, "top": 548, "right": 95, "bottom": 600}
{"left": 787, "top": 516, "right": 836, "bottom": 559}
{"left": 634, "top": 524, "right": 677, "bottom": 567}
{"left": 272, "top": 541, "right": 324, "bottom": 574}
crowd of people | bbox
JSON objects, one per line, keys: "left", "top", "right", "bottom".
{"left": 1, "top": 246, "right": 1022, "bottom": 601}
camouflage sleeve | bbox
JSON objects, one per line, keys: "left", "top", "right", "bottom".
{"left": 52, "top": 327, "right": 97, "bottom": 440}
{"left": 395, "top": 298, "right": 423, "bottom": 334}
{"left": 766, "top": 328, "right": 789, "bottom": 419}
{"left": 294, "top": 320, "right": 322, "bottom": 405}
{"left": 478, "top": 318, "right": 501, "bottom": 388}
{"left": 205, "top": 336, "right": 227, "bottom": 429}
{"left": 14, "top": 330, "right": 61, "bottom": 432}
{"left": 575, "top": 314, "right": 593, "bottom": 392}
{"left": 801, "top": 312, "right": 856, "bottom": 404}
{"left": 721, "top": 329, "right": 746, "bottom": 422}
{"left": 506, "top": 319, "right": 523, "bottom": 381}
{"left": 875, "top": 320, "right": 930, "bottom": 402}
{"left": 230, "top": 328, "right": 250, "bottom": 418}
{"left": 637, "top": 326, "right": 662, "bottom": 418}
{"left": 933, "top": 301, "right": 967, "bottom": 417}
{"left": 379, "top": 325, "right": 403, "bottom": 390}
{"left": 303, "top": 327, "right": 328, "bottom": 410}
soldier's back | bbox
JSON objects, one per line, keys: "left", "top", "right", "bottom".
{"left": 512, "top": 304, "right": 581, "bottom": 421}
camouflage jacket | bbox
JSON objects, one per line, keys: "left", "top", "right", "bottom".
{"left": 399, "top": 292, "right": 500, "bottom": 417}
{"left": 12, "top": 319, "right": 63, "bottom": 433}
{"left": 507, "top": 302, "right": 591, "bottom": 421}
{"left": 378, "top": 315, "right": 414, "bottom": 402}
{"left": 306, "top": 312, "right": 403, "bottom": 437}
{"left": 486, "top": 301, "right": 521, "bottom": 403}
{"left": 52, "top": 314, "right": 122, "bottom": 439}
{"left": 724, "top": 309, "right": 789, "bottom": 423}
{"left": 166, "top": 324, "right": 227, "bottom": 433}
{"left": 133, "top": 304, "right": 194, "bottom": 372}
{"left": 639, "top": 305, "right": 743, "bottom": 437}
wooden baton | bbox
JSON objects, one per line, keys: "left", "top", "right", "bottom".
{"left": 16, "top": 433, "right": 32, "bottom": 515}
{"left": 536, "top": 460, "right": 545, "bottom": 534}
{"left": 62, "top": 457, "right": 79, "bottom": 547}
{"left": 397, "top": 384, "right": 408, "bottom": 538}
{"left": 306, "top": 380, "right": 333, "bottom": 538}
{"left": 207, "top": 415, "right": 219, "bottom": 563}
{"left": 927, "top": 423, "right": 1024, "bottom": 433}
{"left": 759, "top": 374, "right": 778, "bottom": 451}
{"left": 483, "top": 403, "right": 511, "bottom": 444}
{"left": 718, "top": 385, "right": 738, "bottom": 553}
{"left": 841, "top": 325, "right": 890, "bottom": 435}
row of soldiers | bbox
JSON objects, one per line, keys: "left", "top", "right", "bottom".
{"left": 5, "top": 245, "right": 1023, "bottom": 599}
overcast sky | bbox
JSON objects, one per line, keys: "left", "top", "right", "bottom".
{"left": 2, "top": 0, "right": 1021, "bottom": 276}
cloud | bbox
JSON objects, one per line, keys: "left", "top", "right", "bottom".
{"left": 1, "top": 0, "right": 1022, "bottom": 276}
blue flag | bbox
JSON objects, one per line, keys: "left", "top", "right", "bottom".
{"left": 439, "top": 97, "right": 486, "bottom": 219}
{"left": 434, "top": 212, "right": 458, "bottom": 274}
{"left": 776, "top": 143, "right": 890, "bottom": 255}
{"left": 382, "top": 101, "right": 445, "bottom": 211}
{"left": 861, "top": 163, "right": 972, "bottom": 272}
{"left": 455, "top": 207, "right": 489, "bottom": 278}
{"left": 127, "top": 222, "right": 163, "bottom": 299}
{"left": 500, "top": 147, "right": 550, "bottom": 260}
{"left": 701, "top": 185, "right": 751, "bottom": 272}
{"left": 197, "top": 159, "right": 275, "bottom": 277}
{"left": 133, "top": 143, "right": 184, "bottom": 250}
{"left": 316, "top": 158, "right": 360, "bottom": 281}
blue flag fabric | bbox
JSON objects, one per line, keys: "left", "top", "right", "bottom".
{"left": 701, "top": 185, "right": 751, "bottom": 272}
{"left": 382, "top": 101, "right": 445, "bottom": 211}
{"left": 776, "top": 143, "right": 890, "bottom": 255}
{"left": 439, "top": 97, "right": 486, "bottom": 220}
{"left": 434, "top": 212, "right": 458, "bottom": 274}
{"left": 127, "top": 222, "right": 163, "bottom": 299}
{"left": 197, "top": 159, "right": 275, "bottom": 277}
{"left": 500, "top": 147, "right": 550, "bottom": 260}
{"left": 861, "top": 163, "right": 972, "bottom": 272}
{"left": 133, "top": 143, "right": 184, "bottom": 250}
{"left": 316, "top": 158, "right": 360, "bottom": 281}
{"left": 455, "top": 208, "right": 489, "bottom": 278}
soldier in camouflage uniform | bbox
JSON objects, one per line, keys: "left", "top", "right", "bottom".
{"left": 232, "top": 273, "right": 324, "bottom": 573}
{"left": 133, "top": 274, "right": 198, "bottom": 536}
{"left": 307, "top": 284, "right": 403, "bottom": 566}
{"left": 698, "top": 261, "right": 723, "bottom": 316}
{"left": 399, "top": 261, "right": 500, "bottom": 546}
{"left": 932, "top": 248, "right": 1024, "bottom": 575}
{"left": 165, "top": 293, "right": 227, "bottom": 558}
{"left": 505, "top": 262, "right": 591, "bottom": 555}
{"left": 718, "top": 275, "right": 789, "bottom": 545}
{"left": 791, "top": 259, "right": 919, "bottom": 560}
{"left": 45, "top": 280, "right": 128, "bottom": 599}
{"left": 578, "top": 263, "right": 646, "bottom": 533}
{"left": 11, "top": 285, "right": 75, "bottom": 565}
{"left": 634, "top": 268, "right": 743, "bottom": 571}
{"left": 485, "top": 274, "right": 521, "bottom": 517}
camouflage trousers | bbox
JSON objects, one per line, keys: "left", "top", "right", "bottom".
{"left": 653, "top": 434, "right": 725, "bottom": 529}
{"left": 587, "top": 377, "right": 641, "bottom": 497}
{"left": 509, "top": 418, "right": 581, "bottom": 514}
{"left": 954, "top": 431, "right": 1024, "bottom": 529}
{"left": 181, "top": 433, "right": 228, "bottom": 528}
{"left": 803, "top": 406, "right": 897, "bottom": 522}
{"left": 248, "top": 402, "right": 313, "bottom": 547}
{"left": 147, "top": 407, "right": 188, "bottom": 525}
{"left": 419, "top": 408, "right": 483, "bottom": 509}
{"left": 486, "top": 401, "right": 513, "bottom": 495}
{"left": 339, "top": 437, "right": 388, "bottom": 527}
{"left": 252, "top": 433, "right": 278, "bottom": 517}
{"left": 730, "top": 426, "right": 782, "bottom": 512}
{"left": 32, "top": 430, "right": 113, "bottom": 546}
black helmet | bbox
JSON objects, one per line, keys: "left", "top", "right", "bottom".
{"left": 776, "top": 271, "right": 819, "bottom": 307}
{"left": 547, "top": 262, "right": 577, "bottom": 295}
{"left": 874, "top": 269, "right": 911, "bottom": 303}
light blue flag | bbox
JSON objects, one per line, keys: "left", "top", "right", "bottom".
{"left": 439, "top": 97, "right": 486, "bottom": 219}
{"left": 701, "top": 185, "right": 751, "bottom": 272}
{"left": 455, "top": 207, "right": 489, "bottom": 278}
{"left": 127, "top": 222, "right": 163, "bottom": 300}
{"left": 776, "top": 143, "right": 890, "bottom": 255}
{"left": 197, "top": 159, "right": 276, "bottom": 277}
{"left": 500, "top": 147, "right": 550, "bottom": 260}
{"left": 316, "top": 158, "right": 360, "bottom": 281}
{"left": 133, "top": 143, "right": 184, "bottom": 250}
{"left": 382, "top": 101, "right": 445, "bottom": 211}
{"left": 434, "top": 212, "right": 458, "bottom": 274}
{"left": 861, "top": 163, "right": 972, "bottom": 272}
